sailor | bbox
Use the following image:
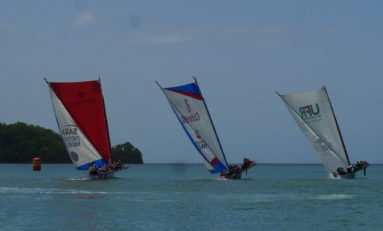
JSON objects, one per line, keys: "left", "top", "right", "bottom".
{"left": 336, "top": 167, "right": 346, "bottom": 175}
{"left": 221, "top": 165, "right": 235, "bottom": 179}
{"left": 109, "top": 161, "right": 117, "bottom": 170}
{"left": 116, "top": 160, "right": 124, "bottom": 169}
{"left": 233, "top": 165, "right": 240, "bottom": 174}
{"left": 346, "top": 164, "right": 353, "bottom": 173}
{"left": 104, "top": 164, "right": 109, "bottom": 170}
{"left": 228, "top": 164, "right": 240, "bottom": 177}
{"left": 88, "top": 163, "right": 98, "bottom": 176}
{"left": 242, "top": 157, "right": 252, "bottom": 169}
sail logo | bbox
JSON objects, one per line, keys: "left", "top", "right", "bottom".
{"left": 78, "top": 92, "right": 85, "bottom": 98}
{"left": 299, "top": 103, "right": 320, "bottom": 119}
{"left": 196, "top": 140, "right": 207, "bottom": 150}
{"left": 61, "top": 125, "right": 81, "bottom": 149}
{"left": 184, "top": 99, "right": 191, "bottom": 112}
{"left": 62, "top": 126, "right": 78, "bottom": 136}
{"left": 70, "top": 151, "right": 79, "bottom": 162}
{"left": 182, "top": 112, "right": 200, "bottom": 124}
{"left": 195, "top": 129, "right": 207, "bottom": 150}
{"left": 313, "top": 138, "right": 332, "bottom": 153}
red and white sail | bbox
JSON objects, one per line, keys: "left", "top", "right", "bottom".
{"left": 46, "top": 79, "right": 112, "bottom": 170}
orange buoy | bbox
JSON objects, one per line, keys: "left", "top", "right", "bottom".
{"left": 32, "top": 157, "right": 41, "bottom": 171}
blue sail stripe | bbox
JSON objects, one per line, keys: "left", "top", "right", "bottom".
{"left": 166, "top": 83, "right": 201, "bottom": 96}
{"left": 212, "top": 161, "right": 227, "bottom": 172}
{"left": 76, "top": 159, "right": 106, "bottom": 170}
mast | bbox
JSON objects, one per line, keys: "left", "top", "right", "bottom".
{"left": 98, "top": 78, "right": 112, "bottom": 163}
{"left": 193, "top": 76, "right": 229, "bottom": 168}
{"left": 323, "top": 86, "right": 351, "bottom": 165}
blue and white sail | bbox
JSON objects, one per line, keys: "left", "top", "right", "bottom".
{"left": 157, "top": 78, "right": 229, "bottom": 173}
{"left": 277, "top": 87, "right": 351, "bottom": 174}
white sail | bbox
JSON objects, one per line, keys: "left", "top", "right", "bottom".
{"left": 48, "top": 86, "right": 104, "bottom": 169}
{"left": 158, "top": 79, "right": 229, "bottom": 173}
{"left": 278, "top": 87, "right": 350, "bottom": 174}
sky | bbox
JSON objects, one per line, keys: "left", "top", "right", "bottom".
{"left": 1, "top": 0, "right": 383, "bottom": 164}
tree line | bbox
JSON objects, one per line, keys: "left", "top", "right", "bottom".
{"left": 0, "top": 122, "right": 143, "bottom": 164}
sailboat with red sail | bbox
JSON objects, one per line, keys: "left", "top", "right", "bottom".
{"left": 45, "top": 78, "right": 127, "bottom": 178}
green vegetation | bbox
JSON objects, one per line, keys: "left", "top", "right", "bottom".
{"left": 0, "top": 122, "right": 143, "bottom": 164}
{"left": 111, "top": 142, "right": 143, "bottom": 164}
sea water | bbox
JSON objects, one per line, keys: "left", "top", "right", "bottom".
{"left": 0, "top": 164, "right": 382, "bottom": 231}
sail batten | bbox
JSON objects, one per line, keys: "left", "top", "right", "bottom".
{"left": 158, "top": 79, "right": 229, "bottom": 173}
{"left": 278, "top": 87, "right": 350, "bottom": 174}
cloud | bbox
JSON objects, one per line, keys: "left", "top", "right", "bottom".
{"left": 126, "top": 32, "right": 194, "bottom": 45}
{"left": 73, "top": 11, "right": 95, "bottom": 27}
{"left": 0, "top": 23, "right": 18, "bottom": 33}
{"left": 124, "top": 25, "right": 286, "bottom": 46}
{"left": 223, "top": 26, "right": 284, "bottom": 34}
{"left": 125, "top": 26, "right": 207, "bottom": 45}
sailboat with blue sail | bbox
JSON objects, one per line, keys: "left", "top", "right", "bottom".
{"left": 157, "top": 77, "right": 256, "bottom": 179}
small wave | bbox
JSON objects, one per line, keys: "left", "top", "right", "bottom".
{"left": 66, "top": 177, "right": 90, "bottom": 181}
{"left": 310, "top": 194, "right": 355, "bottom": 200}
{"left": 233, "top": 207, "right": 256, "bottom": 211}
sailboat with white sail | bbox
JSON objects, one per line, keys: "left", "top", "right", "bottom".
{"left": 45, "top": 78, "right": 128, "bottom": 178}
{"left": 157, "top": 77, "right": 256, "bottom": 179}
{"left": 277, "top": 86, "right": 369, "bottom": 178}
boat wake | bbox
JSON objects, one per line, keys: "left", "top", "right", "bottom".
{"left": 329, "top": 173, "right": 341, "bottom": 180}
{"left": 0, "top": 186, "right": 108, "bottom": 195}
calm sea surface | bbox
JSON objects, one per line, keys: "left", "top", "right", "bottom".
{"left": 0, "top": 164, "right": 382, "bottom": 231}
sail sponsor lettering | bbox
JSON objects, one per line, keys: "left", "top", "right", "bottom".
{"left": 184, "top": 99, "right": 191, "bottom": 112}
{"left": 299, "top": 103, "right": 320, "bottom": 120}
{"left": 196, "top": 140, "right": 207, "bottom": 150}
{"left": 194, "top": 129, "right": 207, "bottom": 149}
{"left": 182, "top": 112, "right": 200, "bottom": 124}
{"left": 61, "top": 126, "right": 81, "bottom": 148}
{"left": 313, "top": 138, "right": 332, "bottom": 153}
{"left": 62, "top": 127, "right": 78, "bottom": 136}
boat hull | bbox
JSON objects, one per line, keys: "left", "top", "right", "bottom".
{"left": 87, "top": 166, "right": 128, "bottom": 180}
{"left": 221, "top": 162, "right": 257, "bottom": 180}
{"left": 340, "top": 173, "right": 356, "bottom": 179}
{"left": 221, "top": 172, "right": 242, "bottom": 180}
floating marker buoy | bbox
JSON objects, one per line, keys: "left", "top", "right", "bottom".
{"left": 32, "top": 157, "right": 41, "bottom": 171}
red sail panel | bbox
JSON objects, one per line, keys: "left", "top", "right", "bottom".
{"left": 50, "top": 80, "right": 112, "bottom": 163}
